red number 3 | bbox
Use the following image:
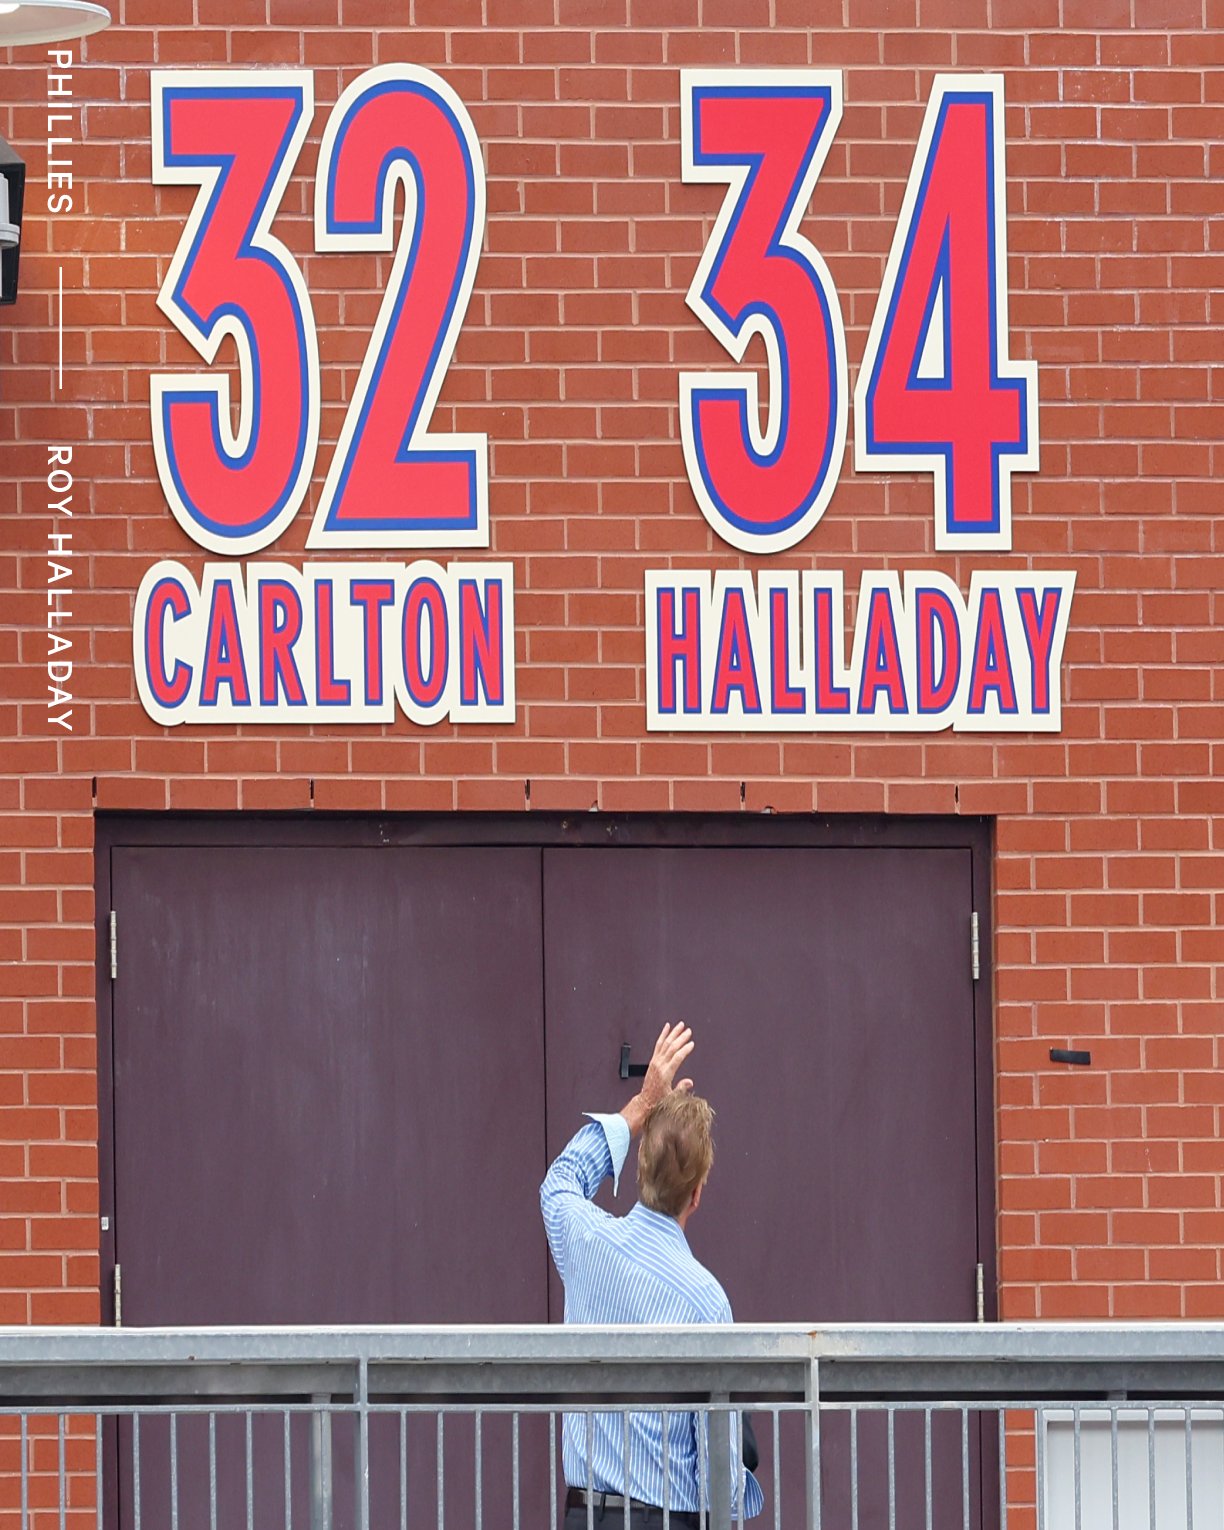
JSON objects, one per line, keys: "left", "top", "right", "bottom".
{"left": 680, "top": 72, "right": 847, "bottom": 556}
{"left": 151, "top": 71, "right": 320, "bottom": 557}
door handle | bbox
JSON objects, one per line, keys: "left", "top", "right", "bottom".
{"left": 619, "top": 1044, "right": 647, "bottom": 1080}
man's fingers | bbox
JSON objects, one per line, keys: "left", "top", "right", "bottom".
{"left": 674, "top": 1077, "right": 695, "bottom": 1094}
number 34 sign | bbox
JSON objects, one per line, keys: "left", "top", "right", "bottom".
{"left": 134, "top": 64, "right": 1073, "bottom": 735}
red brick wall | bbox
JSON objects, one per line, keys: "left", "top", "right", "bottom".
{"left": 2, "top": 2, "right": 1222, "bottom": 1334}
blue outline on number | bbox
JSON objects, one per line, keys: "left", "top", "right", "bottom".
{"left": 320, "top": 79, "right": 480, "bottom": 536}
{"left": 863, "top": 88, "right": 1030, "bottom": 539}
{"left": 905, "top": 225, "right": 951, "bottom": 393}
{"left": 687, "top": 83, "right": 841, "bottom": 543}
{"left": 144, "top": 575, "right": 192, "bottom": 709}
{"left": 159, "top": 84, "right": 313, "bottom": 545}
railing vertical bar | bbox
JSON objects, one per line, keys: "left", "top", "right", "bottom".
{"left": 887, "top": 1408, "right": 896, "bottom": 1530}
{"left": 512, "top": 1412, "right": 521, "bottom": 1530}
{"left": 998, "top": 1410, "right": 1007, "bottom": 1530}
{"left": 709, "top": 1405, "right": 731, "bottom": 1530}
{"left": 399, "top": 1411, "right": 408, "bottom": 1530}
{"left": 1148, "top": 1408, "right": 1156, "bottom": 1530}
{"left": 284, "top": 1410, "right": 292, "bottom": 1530}
{"left": 699, "top": 1409, "right": 708, "bottom": 1527}
{"left": 310, "top": 1403, "right": 331, "bottom": 1530}
{"left": 849, "top": 1409, "right": 858, "bottom": 1530}
{"left": 171, "top": 1413, "right": 179, "bottom": 1530}
{"left": 209, "top": 1413, "right": 218, "bottom": 1530}
{"left": 58, "top": 1412, "right": 66, "bottom": 1530}
{"left": 1110, "top": 1407, "right": 1119, "bottom": 1530}
{"left": 623, "top": 1409, "right": 631, "bottom": 1530}
{"left": 357, "top": 1359, "right": 370, "bottom": 1530}
{"left": 474, "top": 1411, "right": 483, "bottom": 1530}
{"left": 133, "top": 1412, "right": 141, "bottom": 1530}
{"left": 586, "top": 1412, "right": 595, "bottom": 1530}
{"left": 435, "top": 1412, "right": 444, "bottom": 1530}
{"left": 924, "top": 1407, "right": 933, "bottom": 1530}
{"left": 962, "top": 1407, "right": 971, "bottom": 1530}
{"left": 771, "top": 1409, "right": 780, "bottom": 1530}
{"left": 246, "top": 1410, "right": 255, "bottom": 1530}
{"left": 737, "top": 1407, "right": 746, "bottom": 1530}
{"left": 548, "top": 1413, "right": 557, "bottom": 1530}
{"left": 1035, "top": 1410, "right": 1044, "bottom": 1530}
{"left": 96, "top": 1412, "right": 103, "bottom": 1530}
{"left": 805, "top": 1359, "right": 822, "bottom": 1530}
{"left": 20, "top": 1413, "right": 27, "bottom": 1530}
{"left": 1072, "top": 1405, "right": 1081, "bottom": 1530}
{"left": 661, "top": 1408, "right": 670, "bottom": 1530}
{"left": 736, "top": 1410, "right": 745, "bottom": 1530}
{"left": 1184, "top": 1410, "right": 1193, "bottom": 1530}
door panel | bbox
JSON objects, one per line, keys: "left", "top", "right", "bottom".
{"left": 541, "top": 845, "right": 984, "bottom": 1527}
{"left": 110, "top": 842, "right": 550, "bottom": 1530}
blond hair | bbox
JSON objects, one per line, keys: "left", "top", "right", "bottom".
{"left": 636, "top": 1093, "right": 715, "bottom": 1218}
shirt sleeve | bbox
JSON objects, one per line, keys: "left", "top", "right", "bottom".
{"left": 539, "top": 1114, "right": 631, "bottom": 1284}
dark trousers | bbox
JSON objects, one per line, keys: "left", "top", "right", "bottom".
{"left": 563, "top": 1496, "right": 702, "bottom": 1530}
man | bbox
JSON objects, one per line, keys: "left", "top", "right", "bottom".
{"left": 540, "top": 1022, "right": 763, "bottom": 1527}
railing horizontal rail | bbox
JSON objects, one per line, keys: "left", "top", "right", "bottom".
{"left": 3, "top": 1325, "right": 1224, "bottom": 1404}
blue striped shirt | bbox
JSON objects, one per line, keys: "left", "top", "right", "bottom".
{"left": 540, "top": 1115, "right": 764, "bottom": 1518}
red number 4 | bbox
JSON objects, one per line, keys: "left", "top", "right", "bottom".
{"left": 855, "top": 75, "right": 1038, "bottom": 551}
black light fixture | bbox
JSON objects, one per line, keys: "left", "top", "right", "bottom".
{"left": 0, "top": 137, "right": 23, "bottom": 305}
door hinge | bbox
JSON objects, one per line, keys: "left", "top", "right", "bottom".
{"left": 108, "top": 910, "right": 117, "bottom": 981}
{"left": 113, "top": 1262, "right": 122, "bottom": 1328}
{"left": 970, "top": 911, "right": 980, "bottom": 982}
{"left": 975, "top": 1261, "right": 985, "bottom": 1323}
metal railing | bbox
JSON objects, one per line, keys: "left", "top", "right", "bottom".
{"left": 2, "top": 1325, "right": 1224, "bottom": 1530}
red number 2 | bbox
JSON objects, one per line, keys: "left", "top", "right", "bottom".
{"left": 309, "top": 65, "right": 488, "bottom": 549}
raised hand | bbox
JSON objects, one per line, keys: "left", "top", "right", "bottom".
{"left": 639, "top": 1021, "right": 695, "bottom": 1112}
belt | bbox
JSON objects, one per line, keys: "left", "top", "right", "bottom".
{"left": 565, "top": 1488, "right": 702, "bottom": 1527}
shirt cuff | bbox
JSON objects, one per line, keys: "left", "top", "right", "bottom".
{"left": 583, "top": 1111, "right": 631, "bottom": 1195}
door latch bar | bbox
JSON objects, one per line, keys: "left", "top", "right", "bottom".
{"left": 618, "top": 1045, "right": 647, "bottom": 1081}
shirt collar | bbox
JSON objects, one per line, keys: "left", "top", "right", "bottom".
{"left": 628, "top": 1201, "right": 690, "bottom": 1247}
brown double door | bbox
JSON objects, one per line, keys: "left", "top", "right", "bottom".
{"left": 102, "top": 819, "right": 991, "bottom": 1529}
